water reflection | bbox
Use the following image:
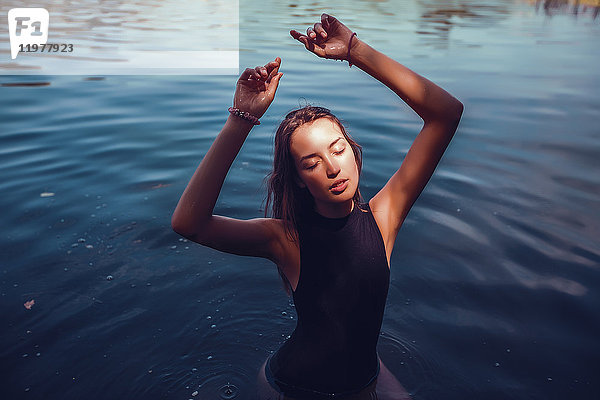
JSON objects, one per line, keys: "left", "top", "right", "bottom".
{"left": 531, "top": 0, "right": 600, "bottom": 18}
{"left": 408, "top": 0, "right": 598, "bottom": 48}
{"left": 413, "top": 1, "right": 511, "bottom": 48}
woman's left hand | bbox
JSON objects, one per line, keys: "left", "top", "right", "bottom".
{"left": 290, "top": 13, "right": 357, "bottom": 61}
{"left": 233, "top": 57, "right": 283, "bottom": 119}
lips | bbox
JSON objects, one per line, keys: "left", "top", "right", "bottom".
{"left": 330, "top": 179, "right": 348, "bottom": 189}
{"left": 329, "top": 179, "right": 349, "bottom": 195}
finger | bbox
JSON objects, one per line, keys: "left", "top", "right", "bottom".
{"left": 266, "top": 62, "right": 279, "bottom": 76}
{"left": 266, "top": 72, "right": 283, "bottom": 96}
{"left": 264, "top": 58, "right": 280, "bottom": 69}
{"left": 321, "top": 13, "right": 336, "bottom": 29}
{"left": 254, "top": 66, "right": 267, "bottom": 79}
{"left": 290, "top": 30, "right": 314, "bottom": 51}
{"left": 265, "top": 57, "right": 281, "bottom": 73}
{"left": 314, "top": 23, "right": 327, "bottom": 39}
{"left": 266, "top": 64, "right": 280, "bottom": 83}
{"left": 265, "top": 64, "right": 278, "bottom": 80}
{"left": 290, "top": 29, "right": 304, "bottom": 40}
{"left": 245, "top": 67, "right": 260, "bottom": 80}
{"left": 240, "top": 67, "right": 256, "bottom": 81}
{"left": 302, "top": 36, "right": 314, "bottom": 52}
{"left": 306, "top": 27, "right": 316, "bottom": 39}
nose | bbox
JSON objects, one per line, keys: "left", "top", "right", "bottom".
{"left": 324, "top": 156, "right": 340, "bottom": 178}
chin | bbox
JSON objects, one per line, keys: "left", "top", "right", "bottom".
{"left": 331, "top": 188, "right": 357, "bottom": 202}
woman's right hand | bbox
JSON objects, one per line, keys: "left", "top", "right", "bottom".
{"left": 233, "top": 57, "right": 283, "bottom": 119}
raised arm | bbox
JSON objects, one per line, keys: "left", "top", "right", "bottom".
{"left": 291, "top": 14, "right": 463, "bottom": 262}
{"left": 171, "top": 58, "right": 286, "bottom": 262}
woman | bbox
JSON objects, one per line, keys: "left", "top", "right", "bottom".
{"left": 172, "top": 13, "right": 463, "bottom": 400}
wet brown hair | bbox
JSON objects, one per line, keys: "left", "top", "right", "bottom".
{"left": 264, "top": 106, "right": 364, "bottom": 295}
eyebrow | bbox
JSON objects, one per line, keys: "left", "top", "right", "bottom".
{"left": 299, "top": 137, "right": 344, "bottom": 162}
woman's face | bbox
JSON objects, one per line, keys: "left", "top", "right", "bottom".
{"left": 290, "top": 118, "right": 359, "bottom": 215}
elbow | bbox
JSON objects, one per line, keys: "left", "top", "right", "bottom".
{"left": 442, "top": 99, "right": 463, "bottom": 132}
{"left": 171, "top": 220, "right": 199, "bottom": 242}
{"left": 432, "top": 100, "right": 463, "bottom": 138}
{"left": 171, "top": 213, "right": 210, "bottom": 243}
{"left": 171, "top": 208, "right": 182, "bottom": 232}
{"left": 424, "top": 98, "right": 463, "bottom": 125}
{"left": 171, "top": 216, "right": 188, "bottom": 237}
{"left": 171, "top": 211, "right": 193, "bottom": 238}
{"left": 449, "top": 99, "right": 464, "bottom": 123}
{"left": 456, "top": 100, "right": 464, "bottom": 118}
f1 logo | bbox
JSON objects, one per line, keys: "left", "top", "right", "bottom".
{"left": 8, "top": 8, "right": 49, "bottom": 60}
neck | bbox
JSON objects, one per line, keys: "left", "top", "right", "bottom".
{"left": 314, "top": 200, "right": 354, "bottom": 218}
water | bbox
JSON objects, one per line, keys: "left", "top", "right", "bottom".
{"left": 1, "top": 1, "right": 599, "bottom": 399}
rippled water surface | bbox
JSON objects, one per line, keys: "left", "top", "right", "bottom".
{"left": 1, "top": 1, "right": 599, "bottom": 399}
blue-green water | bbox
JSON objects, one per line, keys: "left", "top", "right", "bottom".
{"left": 1, "top": 1, "right": 599, "bottom": 399}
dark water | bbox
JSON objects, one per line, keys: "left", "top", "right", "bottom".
{"left": 1, "top": 1, "right": 599, "bottom": 399}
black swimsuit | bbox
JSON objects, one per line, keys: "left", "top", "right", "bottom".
{"left": 265, "top": 202, "right": 390, "bottom": 398}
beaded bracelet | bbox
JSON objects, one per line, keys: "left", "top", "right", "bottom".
{"left": 228, "top": 107, "right": 260, "bottom": 125}
{"left": 347, "top": 32, "right": 357, "bottom": 68}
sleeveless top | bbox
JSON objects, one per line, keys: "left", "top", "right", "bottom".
{"left": 268, "top": 202, "right": 390, "bottom": 397}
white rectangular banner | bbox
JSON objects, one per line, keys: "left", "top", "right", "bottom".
{"left": 1, "top": 0, "right": 239, "bottom": 75}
